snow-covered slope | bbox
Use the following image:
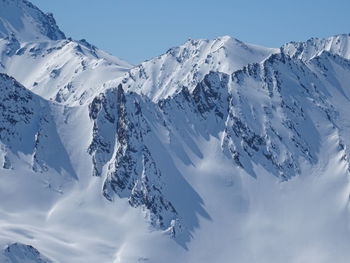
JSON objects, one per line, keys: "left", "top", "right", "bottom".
{"left": 1, "top": 1, "right": 350, "bottom": 262}
{"left": 282, "top": 34, "right": 350, "bottom": 60}
{"left": 0, "top": 0, "right": 132, "bottom": 106}
{"left": 0, "top": 37, "right": 131, "bottom": 105}
{"left": 0, "top": 0, "right": 65, "bottom": 41}
{"left": 0, "top": 243, "right": 52, "bottom": 263}
{"left": 107, "top": 36, "right": 278, "bottom": 101}
{"left": 0, "top": 73, "right": 76, "bottom": 186}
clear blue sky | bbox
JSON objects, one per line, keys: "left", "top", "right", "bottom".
{"left": 30, "top": 0, "right": 350, "bottom": 65}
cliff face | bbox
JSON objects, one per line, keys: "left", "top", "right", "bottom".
{"left": 1, "top": 1, "right": 350, "bottom": 262}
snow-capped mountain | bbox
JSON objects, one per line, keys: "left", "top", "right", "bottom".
{"left": 0, "top": 37, "right": 131, "bottom": 105}
{"left": 0, "top": 243, "right": 53, "bottom": 263}
{"left": 107, "top": 36, "right": 278, "bottom": 101}
{"left": 282, "top": 34, "right": 350, "bottom": 60}
{"left": 0, "top": 0, "right": 132, "bottom": 106}
{"left": 1, "top": 1, "right": 350, "bottom": 262}
{"left": 0, "top": 0, "right": 65, "bottom": 41}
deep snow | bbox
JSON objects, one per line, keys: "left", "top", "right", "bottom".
{"left": 1, "top": 1, "right": 350, "bottom": 262}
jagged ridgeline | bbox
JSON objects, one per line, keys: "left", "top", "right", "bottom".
{"left": 1, "top": 0, "right": 350, "bottom": 262}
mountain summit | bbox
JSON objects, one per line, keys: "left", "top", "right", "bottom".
{"left": 0, "top": 0, "right": 131, "bottom": 106}
{"left": 0, "top": 0, "right": 65, "bottom": 41}
{"left": 109, "top": 36, "right": 278, "bottom": 101}
{"left": 282, "top": 34, "right": 350, "bottom": 60}
{"left": 1, "top": 1, "right": 350, "bottom": 263}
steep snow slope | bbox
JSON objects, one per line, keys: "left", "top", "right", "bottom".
{"left": 2, "top": 45, "right": 350, "bottom": 262}
{"left": 88, "top": 46, "right": 350, "bottom": 244}
{"left": 0, "top": 243, "right": 52, "bottom": 263}
{"left": 107, "top": 36, "right": 278, "bottom": 101}
{"left": 282, "top": 34, "right": 350, "bottom": 61}
{"left": 0, "top": 37, "right": 131, "bottom": 105}
{"left": 0, "top": 0, "right": 132, "bottom": 106}
{"left": 1, "top": 1, "right": 350, "bottom": 262}
{"left": 0, "top": 73, "right": 76, "bottom": 186}
{"left": 0, "top": 0, "right": 65, "bottom": 41}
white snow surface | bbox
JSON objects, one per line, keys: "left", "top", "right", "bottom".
{"left": 0, "top": 0, "right": 65, "bottom": 41}
{"left": 0, "top": 38, "right": 132, "bottom": 106}
{"left": 282, "top": 34, "right": 350, "bottom": 60}
{"left": 1, "top": 1, "right": 350, "bottom": 263}
{"left": 107, "top": 36, "right": 278, "bottom": 101}
{"left": 0, "top": 0, "right": 132, "bottom": 106}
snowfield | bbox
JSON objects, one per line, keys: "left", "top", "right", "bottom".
{"left": 1, "top": 1, "right": 350, "bottom": 262}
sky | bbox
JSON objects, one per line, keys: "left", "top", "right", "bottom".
{"left": 30, "top": 0, "right": 350, "bottom": 65}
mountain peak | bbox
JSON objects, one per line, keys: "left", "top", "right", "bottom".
{"left": 282, "top": 33, "right": 350, "bottom": 60}
{"left": 0, "top": 0, "right": 65, "bottom": 41}
{"left": 115, "top": 36, "right": 278, "bottom": 101}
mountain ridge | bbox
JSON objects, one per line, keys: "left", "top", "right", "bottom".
{"left": 1, "top": 1, "right": 350, "bottom": 262}
{"left": 0, "top": 0, "right": 65, "bottom": 41}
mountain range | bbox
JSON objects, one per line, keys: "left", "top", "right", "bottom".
{"left": 1, "top": 0, "right": 350, "bottom": 262}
